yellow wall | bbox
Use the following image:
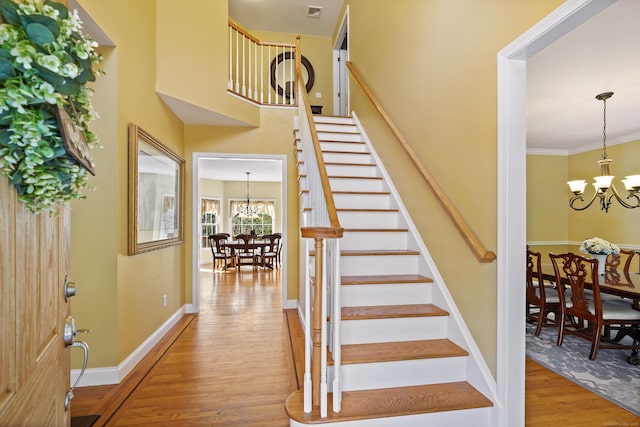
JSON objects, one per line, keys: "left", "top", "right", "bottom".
{"left": 185, "top": 107, "right": 299, "bottom": 301}
{"left": 250, "top": 30, "right": 334, "bottom": 115}
{"left": 528, "top": 140, "right": 640, "bottom": 262}
{"left": 71, "top": 0, "right": 185, "bottom": 367}
{"left": 343, "top": 0, "right": 564, "bottom": 374}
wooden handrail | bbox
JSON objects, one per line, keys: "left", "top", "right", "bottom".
{"left": 229, "top": 20, "right": 295, "bottom": 48}
{"left": 297, "top": 36, "right": 342, "bottom": 232}
{"left": 346, "top": 61, "right": 496, "bottom": 263}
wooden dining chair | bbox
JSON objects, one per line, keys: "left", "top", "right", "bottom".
{"left": 607, "top": 249, "right": 636, "bottom": 273}
{"left": 261, "top": 233, "right": 281, "bottom": 269}
{"left": 234, "top": 234, "right": 258, "bottom": 270}
{"left": 550, "top": 252, "right": 640, "bottom": 360}
{"left": 526, "top": 248, "right": 561, "bottom": 336}
{"left": 208, "top": 233, "right": 231, "bottom": 271}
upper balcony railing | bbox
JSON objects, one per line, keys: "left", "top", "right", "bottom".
{"left": 228, "top": 21, "right": 298, "bottom": 106}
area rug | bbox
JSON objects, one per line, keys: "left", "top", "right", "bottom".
{"left": 525, "top": 322, "right": 640, "bottom": 416}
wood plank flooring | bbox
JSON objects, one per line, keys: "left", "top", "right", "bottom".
{"left": 71, "top": 266, "right": 639, "bottom": 426}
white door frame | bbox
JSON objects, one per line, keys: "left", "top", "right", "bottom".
{"left": 189, "top": 153, "right": 287, "bottom": 314}
{"left": 497, "top": 1, "right": 616, "bottom": 426}
{"left": 333, "top": 5, "right": 349, "bottom": 116}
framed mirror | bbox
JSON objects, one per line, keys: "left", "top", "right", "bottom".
{"left": 128, "top": 124, "right": 185, "bottom": 255}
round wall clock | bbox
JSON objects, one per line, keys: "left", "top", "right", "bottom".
{"left": 269, "top": 52, "right": 315, "bottom": 99}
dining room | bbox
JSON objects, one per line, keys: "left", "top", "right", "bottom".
{"left": 195, "top": 155, "right": 287, "bottom": 297}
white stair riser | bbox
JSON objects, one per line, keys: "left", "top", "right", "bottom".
{"left": 290, "top": 407, "right": 493, "bottom": 427}
{"left": 341, "top": 316, "right": 448, "bottom": 344}
{"left": 317, "top": 131, "right": 363, "bottom": 143}
{"left": 341, "top": 231, "right": 407, "bottom": 250}
{"left": 341, "top": 283, "right": 431, "bottom": 307}
{"left": 326, "top": 164, "right": 378, "bottom": 178}
{"left": 315, "top": 123, "right": 359, "bottom": 133}
{"left": 330, "top": 356, "right": 467, "bottom": 391}
{"left": 340, "top": 255, "right": 419, "bottom": 276}
{"left": 334, "top": 194, "right": 391, "bottom": 210}
{"left": 330, "top": 178, "right": 384, "bottom": 193}
{"left": 320, "top": 141, "right": 367, "bottom": 152}
{"left": 323, "top": 152, "right": 373, "bottom": 164}
{"left": 313, "top": 117, "right": 355, "bottom": 126}
{"left": 337, "top": 211, "right": 399, "bottom": 228}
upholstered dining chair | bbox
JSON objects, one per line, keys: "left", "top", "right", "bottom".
{"left": 526, "top": 248, "right": 561, "bottom": 336}
{"left": 234, "top": 233, "right": 258, "bottom": 270}
{"left": 208, "top": 233, "right": 231, "bottom": 271}
{"left": 549, "top": 252, "right": 640, "bottom": 360}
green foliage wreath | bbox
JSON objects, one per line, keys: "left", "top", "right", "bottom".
{"left": 0, "top": 0, "right": 102, "bottom": 214}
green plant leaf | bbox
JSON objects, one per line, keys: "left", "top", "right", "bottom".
{"left": 0, "top": 56, "right": 16, "bottom": 80}
{"left": 33, "top": 64, "right": 81, "bottom": 96}
{"left": 24, "top": 14, "right": 61, "bottom": 39}
{"left": 44, "top": 1, "right": 69, "bottom": 20}
{"left": 0, "top": 0, "right": 20, "bottom": 26}
{"left": 26, "top": 22, "right": 56, "bottom": 47}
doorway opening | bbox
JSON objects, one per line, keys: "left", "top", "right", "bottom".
{"left": 191, "top": 153, "right": 287, "bottom": 313}
{"left": 333, "top": 5, "right": 349, "bottom": 116}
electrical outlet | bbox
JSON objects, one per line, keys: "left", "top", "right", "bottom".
{"left": 315, "top": 92, "right": 322, "bottom": 98}
{"left": 162, "top": 294, "right": 167, "bottom": 307}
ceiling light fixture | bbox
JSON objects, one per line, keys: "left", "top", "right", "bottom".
{"left": 567, "top": 91, "right": 640, "bottom": 212}
{"left": 237, "top": 172, "right": 259, "bottom": 218}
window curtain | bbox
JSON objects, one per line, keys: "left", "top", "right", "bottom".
{"left": 201, "top": 198, "right": 220, "bottom": 216}
{"left": 230, "top": 200, "right": 274, "bottom": 216}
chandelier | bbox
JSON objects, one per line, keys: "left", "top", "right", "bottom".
{"left": 567, "top": 91, "right": 640, "bottom": 212}
{"left": 237, "top": 171, "right": 259, "bottom": 218}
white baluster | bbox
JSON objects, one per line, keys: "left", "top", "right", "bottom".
{"left": 303, "top": 237, "right": 312, "bottom": 413}
{"left": 241, "top": 35, "right": 246, "bottom": 96}
{"left": 254, "top": 40, "right": 258, "bottom": 100}
{"left": 235, "top": 29, "right": 239, "bottom": 93}
{"left": 260, "top": 43, "right": 264, "bottom": 104}
{"left": 267, "top": 45, "right": 272, "bottom": 104}
{"left": 332, "top": 238, "right": 342, "bottom": 412}
{"left": 290, "top": 46, "right": 295, "bottom": 105}
{"left": 248, "top": 40, "right": 252, "bottom": 99}
{"left": 228, "top": 26, "right": 233, "bottom": 90}
{"left": 320, "top": 241, "right": 328, "bottom": 418}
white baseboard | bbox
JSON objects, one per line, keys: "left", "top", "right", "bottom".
{"left": 71, "top": 306, "right": 186, "bottom": 387}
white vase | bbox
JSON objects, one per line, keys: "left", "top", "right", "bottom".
{"left": 591, "top": 253, "right": 607, "bottom": 275}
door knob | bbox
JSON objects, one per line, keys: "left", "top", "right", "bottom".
{"left": 65, "top": 340, "right": 89, "bottom": 410}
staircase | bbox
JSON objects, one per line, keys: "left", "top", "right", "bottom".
{"left": 287, "top": 115, "right": 496, "bottom": 426}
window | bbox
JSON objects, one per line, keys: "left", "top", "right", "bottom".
{"left": 201, "top": 198, "right": 220, "bottom": 248}
{"left": 230, "top": 200, "right": 275, "bottom": 237}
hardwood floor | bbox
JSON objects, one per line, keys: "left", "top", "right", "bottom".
{"left": 71, "top": 265, "right": 638, "bottom": 426}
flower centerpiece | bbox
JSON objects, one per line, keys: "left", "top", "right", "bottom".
{"left": 0, "top": 0, "right": 103, "bottom": 214}
{"left": 579, "top": 237, "right": 619, "bottom": 275}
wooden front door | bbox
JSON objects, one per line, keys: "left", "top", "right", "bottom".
{"left": 0, "top": 178, "right": 72, "bottom": 426}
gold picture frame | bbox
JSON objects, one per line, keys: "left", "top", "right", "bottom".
{"left": 128, "top": 124, "right": 184, "bottom": 255}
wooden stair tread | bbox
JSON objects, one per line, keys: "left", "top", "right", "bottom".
{"left": 342, "top": 304, "right": 448, "bottom": 320}
{"left": 341, "top": 274, "right": 432, "bottom": 285}
{"left": 333, "top": 339, "right": 468, "bottom": 365}
{"left": 336, "top": 208, "right": 398, "bottom": 212}
{"left": 285, "top": 382, "right": 493, "bottom": 424}
{"left": 343, "top": 228, "right": 408, "bottom": 232}
{"left": 310, "top": 249, "right": 419, "bottom": 257}
{"left": 340, "top": 249, "right": 420, "bottom": 256}
{"left": 325, "top": 162, "right": 376, "bottom": 167}
{"left": 329, "top": 175, "right": 382, "bottom": 180}
{"left": 321, "top": 150, "right": 371, "bottom": 155}
{"left": 334, "top": 191, "right": 391, "bottom": 195}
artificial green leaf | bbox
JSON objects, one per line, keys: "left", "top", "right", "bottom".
{"left": 0, "top": 0, "right": 20, "bottom": 26}
{"left": 0, "top": 56, "right": 15, "bottom": 80}
{"left": 24, "top": 14, "right": 61, "bottom": 39}
{"left": 0, "top": 48, "right": 13, "bottom": 60}
{"left": 33, "top": 64, "right": 81, "bottom": 96}
{"left": 44, "top": 1, "right": 69, "bottom": 20}
{"left": 26, "top": 23, "right": 56, "bottom": 47}
{"left": 0, "top": 128, "right": 11, "bottom": 145}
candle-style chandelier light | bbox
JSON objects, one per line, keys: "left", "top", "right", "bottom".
{"left": 237, "top": 171, "right": 259, "bottom": 218}
{"left": 567, "top": 91, "right": 640, "bottom": 212}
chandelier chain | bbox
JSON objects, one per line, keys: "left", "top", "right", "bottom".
{"left": 602, "top": 96, "right": 608, "bottom": 159}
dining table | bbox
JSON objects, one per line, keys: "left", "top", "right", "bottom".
{"left": 224, "top": 240, "right": 273, "bottom": 269}
{"left": 542, "top": 261, "right": 640, "bottom": 364}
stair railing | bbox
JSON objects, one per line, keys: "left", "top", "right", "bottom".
{"left": 346, "top": 61, "right": 496, "bottom": 263}
{"left": 296, "top": 36, "right": 344, "bottom": 417}
{"left": 228, "top": 21, "right": 296, "bottom": 106}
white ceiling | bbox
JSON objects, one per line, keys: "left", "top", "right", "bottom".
{"left": 199, "top": 157, "right": 283, "bottom": 182}
{"left": 229, "top": 0, "right": 344, "bottom": 37}
{"left": 527, "top": 0, "right": 640, "bottom": 154}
